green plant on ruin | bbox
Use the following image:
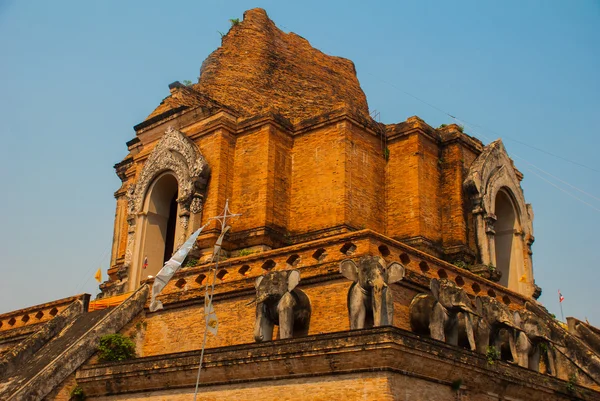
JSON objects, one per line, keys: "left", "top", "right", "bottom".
{"left": 238, "top": 249, "right": 254, "bottom": 257}
{"left": 487, "top": 263, "right": 496, "bottom": 272}
{"left": 182, "top": 80, "right": 193, "bottom": 86}
{"left": 486, "top": 346, "right": 500, "bottom": 365}
{"left": 70, "top": 385, "right": 86, "bottom": 400}
{"left": 383, "top": 147, "right": 390, "bottom": 161}
{"left": 218, "top": 30, "right": 225, "bottom": 38}
{"left": 229, "top": 18, "right": 240, "bottom": 27}
{"left": 438, "top": 157, "right": 445, "bottom": 166}
{"left": 457, "top": 125, "right": 464, "bottom": 132}
{"left": 453, "top": 260, "right": 468, "bottom": 269}
{"left": 450, "top": 379, "right": 463, "bottom": 391}
{"left": 97, "top": 333, "right": 136, "bottom": 362}
{"left": 134, "top": 320, "right": 147, "bottom": 332}
{"left": 566, "top": 373, "right": 577, "bottom": 394}
{"left": 183, "top": 257, "right": 199, "bottom": 268}
{"left": 439, "top": 124, "right": 447, "bottom": 128}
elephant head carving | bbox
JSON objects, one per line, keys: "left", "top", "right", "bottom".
{"left": 340, "top": 256, "right": 405, "bottom": 329}
{"left": 514, "top": 306, "right": 556, "bottom": 374}
{"left": 474, "top": 296, "right": 521, "bottom": 360}
{"left": 253, "top": 270, "right": 311, "bottom": 342}
{"left": 409, "top": 278, "right": 477, "bottom": 351}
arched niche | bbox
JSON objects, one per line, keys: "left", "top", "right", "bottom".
{"left": 494, "top": 188, "right": 524, "bottom": 289}
{"left": 464, "top": 140, "right": 534, "bottom": 297}
{"left": 138, "top": 172, "right": 180, "bottom": 279}
{"left": 124, "top": 127, "right": 209, "bottom": 291}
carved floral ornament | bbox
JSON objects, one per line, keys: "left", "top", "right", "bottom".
{"left": 126, "top": 126, "right": 209, "bottom": 219}
{"left": 464, "top": 139, "right": 533, "bottom": 234}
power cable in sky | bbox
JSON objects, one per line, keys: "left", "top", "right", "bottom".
{"left": 365, "top": 73, "right": 600, "bottom": 213}
{"left": 368, "top": 72, "right": 599, "bottom": 174}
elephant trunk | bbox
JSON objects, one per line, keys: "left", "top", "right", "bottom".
{"left": 254, "top": 303, "right": 265, "bottom": 342}
{"left": 371, "top": 277, "right": 386, "bottom": 327}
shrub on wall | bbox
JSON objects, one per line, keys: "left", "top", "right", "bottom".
{"left": 70, "top": 385, "right": 86, "bottom": 400}
{"left": 97, "top": 333, "right": 136, "bottom": 362}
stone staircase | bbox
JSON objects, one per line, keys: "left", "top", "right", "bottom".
{"left": 0, "top": 285, "right": 148, "bottom": 401}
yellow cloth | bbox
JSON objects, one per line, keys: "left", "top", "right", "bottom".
{"left": 94, "top": 268, "right": 102, "bottom": 283}
{"left": 89, "top": 292, "right": 133, "bottom": 311}
{"left": 519, "top": 274, "right": 527, "bottom": 283}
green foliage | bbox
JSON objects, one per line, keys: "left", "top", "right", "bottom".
{"left": 218, "top": 30, "right": 225, "bottom": 38}
{"left": 438, "top": 157, "right": 445, "bottom": 166}
{"left": 486, "top": 346, "right": 500, "bottom": 365}
{"left": 229, "top": 18, "right": 240, "bottom": 26}
{"left": 450, "top": 379, "right": 463, "bottom": 391}
{"left": 183, "top": 257, "right": 199, "bottom": 268}
{"left": 134, "top": 320, "right": 147, "bottom": 332}
{"left": 550, "top": 313, "right": 557, "bottom": 319}
{"left": 70, "top": 385, "right": 86, "bottom": 400}
{"left": 182, "top": 80, "right": 193, "bottom": 86}
{"left": 457, "top": 125, "right": 464, "bottom": 132}
{"left": 453, "top": 260, "right": 468, "bottom": 269}
{"left": 238, "top": 249, "right": 254, "bottom": 257}
{"left": 383, "top": 147, "right": 390, "bottom": 161}
{"left": 487, "top": 263, "right": 496, "bottom": 272}
{"left": 439, "top": 124, "right": 447, "bottom": 128}
{"left": 566, "top": 373, "right": 577, "bottom": 394}
{"left": 539, "top": 342, "right": 548, "bottom": 353}
{"left": 98, "top": 333, "right": 136, "bottom": 362}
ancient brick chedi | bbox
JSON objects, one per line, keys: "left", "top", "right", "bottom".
{"left": 1, "top": 8, "right": 600, "bottom": 401}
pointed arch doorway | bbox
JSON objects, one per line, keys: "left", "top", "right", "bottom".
{"left": 138, "top": 172, "right": 180, "bottom": 280}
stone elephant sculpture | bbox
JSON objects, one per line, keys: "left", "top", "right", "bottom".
{"left": 340, "top": 256, "right": 405, "bottom": 329}
{"left": 473, "top": 296, "right": 521, "bottom": 361}
{"left": 253, "top": 270, "right": 311, "bottom": 342}
{"left": 514, "top": 307, "right": 556, "bottom": 374}
{"left": 409, "top": 278, "right": 478, "bottom": 350}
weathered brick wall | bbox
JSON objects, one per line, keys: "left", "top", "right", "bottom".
{"left": 266, "top": 125, "right": 292, "bottom": 232}
{"left": 417, "top": 132, "right": 443, "bottom": 245}
{"left": 92, "top": 372, "right": 393, "bottom": 401}
{"left": 386, "top": 132, "right": 420, "bottom": 240}
{"left": 344, "top": 121, "right": 385, "bottom": 233}
{"left": 84, "top": 371, "right": 525, "bottom": 400}
{"left": 197, "top": 128, "right": 236, "bottom": 235}
{"left": 122, "top": 279, "right": 354, "bottom": 357}
{"left": 230, "top": 125, "right": 270, "bottom": 231}
{"left": 289, "top": 123, "right": 346, "bottom": 234}
{"left": 440, "top": 141, "right": 468, "bottom": 253}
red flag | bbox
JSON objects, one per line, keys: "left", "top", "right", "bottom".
{"left": 558, "top": 290, "right": 564, "bottom": 303}
{"left": 143, "top": 256, "right": 148, "bottom": 270}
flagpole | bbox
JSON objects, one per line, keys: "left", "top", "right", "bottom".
{"left": 193, "top": 200, "right": 240, "bottom": 401}
{"left": 193, "top": 257, "right": 219, "bottom": 401}
{"left": 560, "top": 300, "right": 565, "bottom": 322}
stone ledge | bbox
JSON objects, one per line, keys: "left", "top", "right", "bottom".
{"left": 0, "top": 294, "right": 89, "bottom": 337}
{"left": 146, "top": 230, "right": 537, "bottom": 314}
{"left": 76, "top": 326, "right": 595, "bottom": 400}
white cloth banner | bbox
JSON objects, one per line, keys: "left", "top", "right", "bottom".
{"left": 205, "top": 294, "right": 218, "bottom": 336}
{"left": 149, "top": 225, "right": 207, "bottom": 312}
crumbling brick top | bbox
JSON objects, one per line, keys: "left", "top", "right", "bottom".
{"left": 145, "top": 8, "right": 370, "bottom": 124}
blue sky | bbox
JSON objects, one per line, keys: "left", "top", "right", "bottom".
{"left": 0, "top": 1, "right": 598, "bottom": 324}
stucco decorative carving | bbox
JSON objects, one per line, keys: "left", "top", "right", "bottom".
{"left": 127, "top": 126, "right": 209, "bottom": 216}
{"left": 464, "top": 140, "right": 535, "bottom": 295}
{"left": 123, "top": 126, "right": 210, "bottom": 282}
